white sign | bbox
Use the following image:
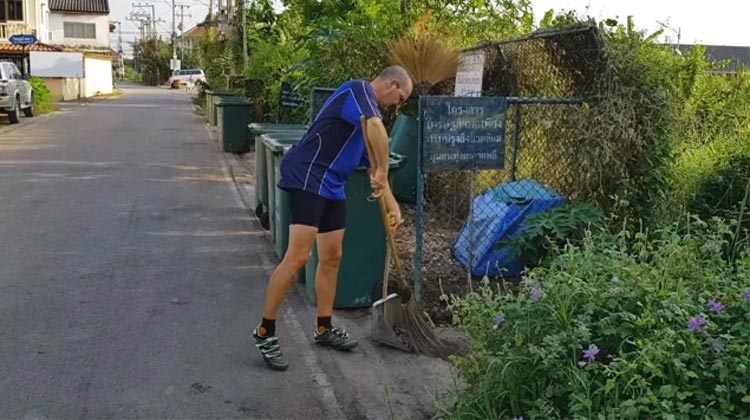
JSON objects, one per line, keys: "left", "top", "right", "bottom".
{"left": 170, "top": 59, "right": 181, "bottom": 71}
{"left": 454, "top": 51, "right": 485, "bottom": 97}
{"left": 30, "top": 51, "right": 84, "bottom": 78}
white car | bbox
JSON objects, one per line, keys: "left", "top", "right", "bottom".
{"left": 0, "top": 61, "right": 34, "bottom": 124}
{"left": 168, "top": 69, "right": 207, "bottom": 87}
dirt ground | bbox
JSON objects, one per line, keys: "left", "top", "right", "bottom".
{"left": 393, "top": 204, "right": 501, "bottom": 326}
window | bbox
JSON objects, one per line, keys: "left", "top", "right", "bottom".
{"left": 0, "top": 0, "right": 24, "bottom": 21}
{"left": 64, "top": 22, "right": 96, "bottom": 39}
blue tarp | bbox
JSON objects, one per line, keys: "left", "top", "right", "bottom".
{"left": 453, "top": 180, "right": 565, "bottom": 278}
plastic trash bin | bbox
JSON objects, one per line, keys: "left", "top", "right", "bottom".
{"left": 249, "top": 124, "right": 308, "bottom": 219}
{"left": 248, "top": 123, "right": 307, "bottom": 136}
{"left": 216, "top": 97, "right": 252, "bottom": 153}
{"left": 388, "top": 114, "right": 419, "bottom": 203}
{"left": 259, "top": 133, "right": 304, "bottom": 244}
{"left": 305, "top": 153, "right": 405, "bottom": 309}
{"left": 206, "top": 91, "right": 236, "bottom": 126}
{"left": 254, "top": 132, "right": 269, "bottom": 220}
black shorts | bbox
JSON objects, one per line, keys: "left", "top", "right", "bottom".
{"left": 286, "top": 188, "right": 346, "bottom": 233}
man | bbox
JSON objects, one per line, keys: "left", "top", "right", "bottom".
{"left": 253, "top": 66, "right": 413, "bottom": 370}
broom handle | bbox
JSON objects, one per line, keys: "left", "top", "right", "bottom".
{"left": 360, "top": 116, "right": 404, "bottom": 276}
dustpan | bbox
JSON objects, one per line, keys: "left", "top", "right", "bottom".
{"left": 361, "top": 115, "right": 415, "bottom": 353}
{"left": 371, "top": 247, "right": 413, "bottom": 352}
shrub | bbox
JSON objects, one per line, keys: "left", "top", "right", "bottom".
{"left": 444, "top": 218, "right": 750, "bottom": 419}
{"left": 30, "top": 77, "right": 54, "bottom": 114}
{"left": 499, "top": 201, "right": 605, "bottom": 269}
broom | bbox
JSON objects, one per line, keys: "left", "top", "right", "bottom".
{"left": 387, "top": 35, "right": 460, "bottom": 96}
{"left": 362, "top": 116, "right": 450, "bottom": 358}
{"left": 369, "top": 34, "right": 460, "bottom": 357}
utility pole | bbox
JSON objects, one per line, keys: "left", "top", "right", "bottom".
{"left": 241, "top": 0, "right": 247, "bottom": 70}
{"left": 656, "top": 20, "right": 682, "bottom": 50}
{"left": 171, "top": 0, "right": 177, "bottom": 60}
{"left": 131, "top": 3, "right": 155, "bottom": 38}
{"left": 113, "top": 21, "right": 125, "bottom": 80}
{"left": 177, "top": 5, "right": 191, "bottom": 63}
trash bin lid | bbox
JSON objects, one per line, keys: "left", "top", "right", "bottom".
{"left": 248, "top": 123, "right": 308, "bottom": 136}
{"left": 260, "top": 133, "right": 303, "bottom": 153}
{"left": 216, "top": 98, "right": 251, "bottom": 107}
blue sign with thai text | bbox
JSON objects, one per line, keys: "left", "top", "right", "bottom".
{"left": 9, "top": 34, "right": 37, "bottom": 45}
{"left": 420, "top": 96, "right": 507, "bottom": 172}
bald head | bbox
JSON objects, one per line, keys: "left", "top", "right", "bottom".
{"left": 377, "top": 66, "right": 413, "bottom": 92}
{"left": 370, "top": 65, "right": 413, "bottom": 109}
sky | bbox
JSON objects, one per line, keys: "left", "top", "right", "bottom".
{"left": 531, "top": 0, "right": 749, "bottom": 47}
{"left": 110, "top": 0, "right": 210, "bottom": 56}
{"left": 109, "top": 0, "right": 749, "bottom": 57}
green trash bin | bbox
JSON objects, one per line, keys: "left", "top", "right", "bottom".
{"left": 253, "top": 130, "right": 269, "bottom": 221}
{"left": 305, "top": 153, "right": 405, "bottom": 309}
{"left": 260, "top": 133, "right": 305, "bottom": 244}
{"left": 216, "top": 98, "right": 252, "bottom": 153}
{"left": 389, "top": 114, "right": 419, "bottom": 203}
{"left": 207, "top": 91, "right": 237, "bottom": 126}
{"left": 249, "top": 124, "right": 306, "bottom": 222}
{"left": 248, "top": 123, "right": 308, "bottom": 136}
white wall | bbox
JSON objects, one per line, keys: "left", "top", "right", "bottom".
{"left": 48, "top": 13, "right": 110, "bottom": 48}
{"left": 83, "top": 56, "right": 112, "bottom": 97}
{"left": 35, "top": 1, "right": 50, "bottom": 43}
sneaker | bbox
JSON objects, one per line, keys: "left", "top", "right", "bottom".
{"left": 314, "top": 327, "right": 358, "bottom": 351}
{"left": 253, "top": 327, "right": 289, "bottom": 371}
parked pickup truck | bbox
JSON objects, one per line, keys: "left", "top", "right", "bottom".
{"left": 0, "top": 61, "right": 34, "bottom": 124}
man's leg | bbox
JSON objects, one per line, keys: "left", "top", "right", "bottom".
{"left": 262, "top": 224, "right": 317, "bottom": 320}
{"left": 314, "top": 229, "right": 344, "bottom": 323}
{"left": 253, "top": 224, "right": 316, "bottom": 371}
{"left": 312, "top": 199, "right": 357, "bottom": 350}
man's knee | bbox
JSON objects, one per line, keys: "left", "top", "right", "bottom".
{"left": 319, "top": 248, "right": 343, "bottom": 269}
{"left": 282, "top": 251, "right": 309, "bottom": 272}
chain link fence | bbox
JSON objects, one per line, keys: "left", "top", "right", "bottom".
{"left": 392, "top": 26, "right": 606, "bottom": 321}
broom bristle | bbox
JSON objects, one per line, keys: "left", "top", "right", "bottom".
{"left": 387, "top": 35, "right": 460, "bottom": 96}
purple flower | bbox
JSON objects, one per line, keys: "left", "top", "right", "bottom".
{"left": 582, "top": 344, "right": 600, "bottom": 362}
{"left": 707, "top": 298, "right": 725, "bottom": 315}
{"left": 493, "top": 313, "right": 505, "bottom": 330}
{"left": 687, "top": 315, "right": 708, "bottom": 333}
{"left": 712, "top": 341, "right": 725, "bottom": 353}
{"left": 743, "top": 289, "right": 750, "bottom": 304}
{"left": 512, "top": 417, "right": 525, "bottom": 420}
{"left": 530, "top": 288, "right": 544, "bottom": 302}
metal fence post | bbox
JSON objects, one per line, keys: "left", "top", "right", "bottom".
{"left": 414, "top": 97, "right": 425, "bottom": 302}
{"left": 511, "top": 103, "right": 522, "bottom": 181}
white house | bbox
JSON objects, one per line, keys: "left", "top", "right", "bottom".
{"left": 45, "top": 0, "right": 112, "bottom": 99}
{"left": 48, "top": 0, "right": 109, "bottom": 48}
{"left": 0, "top": 0, "right": 52, "bottom": 75}
{"left": 0, "top": 0, "right": 50, "bottom": 43}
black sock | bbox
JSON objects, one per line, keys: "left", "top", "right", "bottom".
{"left": 317, "top": 316, "right": 332, "bottom": 333}
{"left": 258, "top": 318, "right": 276, "bottom": 337}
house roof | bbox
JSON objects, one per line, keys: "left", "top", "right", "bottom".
{"left": 0, "top": 43, "right": 64, "bottom": 55}
{"left": 49, "top": 0, "right": 110, "bottom": 14}
{"left": 182, "top": 23, "right": 207, "bottom": 40}
{"left": 673, "top": 44, "right": 750, "bottom": 73}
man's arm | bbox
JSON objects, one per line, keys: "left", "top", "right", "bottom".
{"left": 366, "top": 117, "right": 389, "bottom": 193}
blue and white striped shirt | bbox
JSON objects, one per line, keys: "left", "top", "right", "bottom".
{"left": 278, "top": 80, "right": 382, "bottom": 201}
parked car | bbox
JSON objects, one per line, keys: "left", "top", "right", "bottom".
{"left": 168, "top": 69, "right": 207, "bottom": 88}
{"left": 0, "top": 61, "right": 34, "bottom": 124}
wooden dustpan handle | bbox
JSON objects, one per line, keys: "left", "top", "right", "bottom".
{"left": 360, "top": 116, "right": 404, "bottom": 276}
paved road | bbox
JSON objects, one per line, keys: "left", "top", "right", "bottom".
{"left": 0, "top": 85, "right": 453, "bottom": 419}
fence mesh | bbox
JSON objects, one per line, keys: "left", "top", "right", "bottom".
{"left": 394, "top": 26, "right": 606, "bottom": 321}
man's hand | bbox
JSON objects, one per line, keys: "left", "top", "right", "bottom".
{"left": 384, "top": 191, "right": 402, "bottom": 231}
{"left": 370, "top": 168, "right": 387, "bottom": 197}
